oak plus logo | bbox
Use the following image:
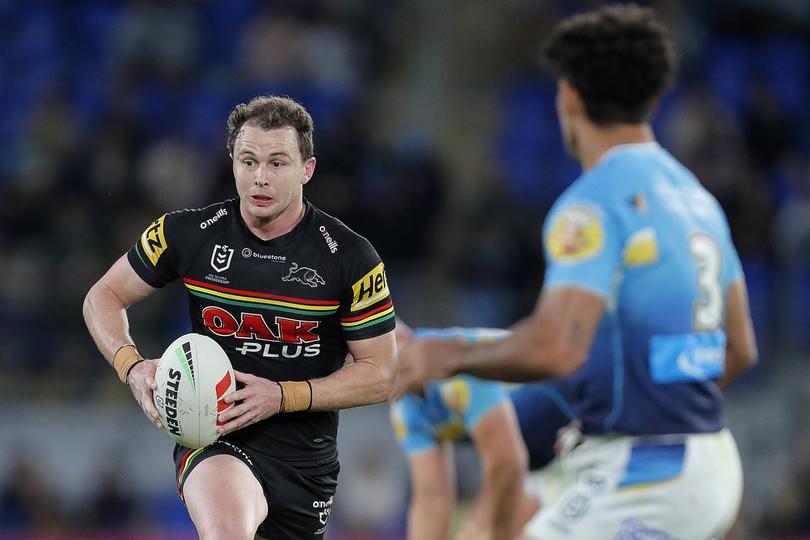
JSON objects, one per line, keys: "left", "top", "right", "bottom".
{"left": 210, "top": 244, "right": 234, "bottom": 272}
{"left": 201, "top": 306, "right": 321, "bottom": 359}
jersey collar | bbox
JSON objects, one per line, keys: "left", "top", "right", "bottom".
{"left": 595, "top": 141, "right": 661, "bottom": 169}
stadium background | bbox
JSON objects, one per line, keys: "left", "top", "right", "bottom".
{"left": 1, "top": 0, "right": 809, "bottom": 538}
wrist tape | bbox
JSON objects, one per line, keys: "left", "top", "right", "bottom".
{"left": 113, "top": 344, "right": 143, "bottom": 384}
{"left": 278, "top": 380, "right": 313, "bottom": 413}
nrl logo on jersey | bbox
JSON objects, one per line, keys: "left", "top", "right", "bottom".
{"left": 282, "top": 262, "right": 325, "bottom": 288}
{"left": 210, "top": 244, "right": 235, "bottom": 272}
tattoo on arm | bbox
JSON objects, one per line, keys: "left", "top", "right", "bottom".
{"left": 569, "top": 320, "right": 583, "bottom": 348}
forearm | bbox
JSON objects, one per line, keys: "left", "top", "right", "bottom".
{"left": 83, "top": 283, "right": 137, "bottom": 363}
{"left": 439, "top": 288, "right": 603, "bottom": 382}
{"left": 452, "top": 342, "right": 546, "bottom": 383}
{"left": 446, "top": 318, "right": 562, "bottom": 382}
{"left": 716, "top": 346, "right": 751, "bottom": 389}
{"left": 82, "top": 257, "right": 157, "bottom": 388}
{"left": 309, "top": 357, "right": 394, "bottom": 411}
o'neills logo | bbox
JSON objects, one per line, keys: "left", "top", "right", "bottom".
{"left": 200, "top": 208, "right": 228, "bottom": 229}
{"left": 319, "top": 225, "right": 338, "bottom": 253}
{"left": 164, "top": 368, "right": 182, "bottom": 436}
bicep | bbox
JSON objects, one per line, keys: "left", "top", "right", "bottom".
{"left": 94, "top": 254, "right": 158, "bottom": 306}
{"left": 346, "top": 330, "right": 397, "bottom": 367}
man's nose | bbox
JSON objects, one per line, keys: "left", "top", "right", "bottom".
{"left": 254, "top": 165, "right": 269, "bottom": 186}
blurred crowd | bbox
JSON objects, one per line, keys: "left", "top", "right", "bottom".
{"left": 1, "top": 0, "right": 810, "bottom": 538}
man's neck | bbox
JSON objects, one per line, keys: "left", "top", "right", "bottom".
{"left": 241, "top": 198, "right": 306, "bottom": 241}
{"left": 578, "top": 123, "right": 655, "bottom": 172}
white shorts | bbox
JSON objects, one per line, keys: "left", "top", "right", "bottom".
{"left": 524, "top": 457, "right": 573, "bottom": 509}
{"left": 522, "top": 428, "right": 742, "bottom": 540}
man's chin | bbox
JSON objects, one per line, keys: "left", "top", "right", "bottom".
{"left": 240, "top": 194, "right": 299, "bottom": 225}
{"left": 245, "top": 202, "right": 281, "bottom": 222}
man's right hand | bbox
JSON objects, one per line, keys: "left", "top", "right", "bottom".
{"left": 127, "top": 359, "right": 162, "bottom": 429}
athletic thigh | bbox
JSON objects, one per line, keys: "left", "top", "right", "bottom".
{"left": 183, "top": 453, "right": 268, "bottom": 540}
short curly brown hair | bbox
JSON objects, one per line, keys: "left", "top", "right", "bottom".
{"left": 226, "top": 95, "right": 315, "bottom": 160}
{"left": 542, "top": 4, "right": 678, "bottom": 125}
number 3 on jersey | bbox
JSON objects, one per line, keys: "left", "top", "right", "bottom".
{"left": 689, "top": 233, "right": 722, "bottom": 331}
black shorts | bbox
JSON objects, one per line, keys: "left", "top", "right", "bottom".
{"left": 173, "top": 441, "right": 340, "bottom": 539}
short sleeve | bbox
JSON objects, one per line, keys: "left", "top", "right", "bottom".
{"left": 338, "top": 237, "right": 396, "bottom": 340}
{"left": 437, "top": 376, "right": 508, "bottom": 431}
{"left": 542, "top": 200, "right": 623, "bottom": 298}
{"left": 723, "top": 240, "right": 744, "bottom": 286}
{"left": 126, "top": 213, "right": 180, "bottom": 287}
{"left": 390, "top": 398, "right": 438, "bottom": 455}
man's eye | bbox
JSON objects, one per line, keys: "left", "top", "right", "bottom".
{"left": 243, "top": 159, "right": 255, "bottom": 167}
{"left": 272, "top": 161, "right": 283, "bottom": 168}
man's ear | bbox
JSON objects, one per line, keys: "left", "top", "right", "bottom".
{"left": 302, "top": 157, "right": 317, "bottom": 184}
{"left": 559, "top": 80, "right": 585, "bottom": 118}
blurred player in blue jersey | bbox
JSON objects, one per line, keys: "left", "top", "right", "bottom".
{"left": 391, "top": 322, "right": 576, "bottom": 540}
{"left": 396, "top": 5, "right": 758, "bottom": 539}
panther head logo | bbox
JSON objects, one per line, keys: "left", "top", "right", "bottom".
{"left": 282, "top": 263, "right": 325, "bottom": 288}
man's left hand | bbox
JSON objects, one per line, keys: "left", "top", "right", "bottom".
{"left": 217, "top": 370, "right": 282, "bottom": 435}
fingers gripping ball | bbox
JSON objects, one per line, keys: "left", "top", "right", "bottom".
{"left": 152, "top": 333, "right": 235, "bottom": 448}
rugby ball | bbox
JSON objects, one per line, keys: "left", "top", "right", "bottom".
{"left": 152, "top": 333, "right": 235, "bottom": 449}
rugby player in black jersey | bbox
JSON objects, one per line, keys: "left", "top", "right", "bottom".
{"left": 83, "top": 96, "right": 397, "bottom": 540}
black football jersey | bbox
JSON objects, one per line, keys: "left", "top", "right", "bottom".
{"left": 127, "top": 198, "right": 395, "bottom": 464}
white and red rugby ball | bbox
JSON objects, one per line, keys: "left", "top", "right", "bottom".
{"left": 152, "top": 333, "right": 235, "bottom": 449}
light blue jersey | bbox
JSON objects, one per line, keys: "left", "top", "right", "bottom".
{"left": 542, "top": 142, "right": 743, "bottom": 435}
{"left": 391, "top": 328, "right": 575, "bottom": 471}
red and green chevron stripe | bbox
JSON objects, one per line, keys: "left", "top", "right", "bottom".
{"left": 340, "top": 300, "right": 395, "bottom": 332}
{"left": 176, "top": 447, "right": 206, "bottom": 496}
{"left": 183, "top": 278, "right": 339, "bottom": 316}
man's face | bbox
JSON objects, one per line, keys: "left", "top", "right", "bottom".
{"left": 232, "top": 124, "right": 316, "bottom": 222}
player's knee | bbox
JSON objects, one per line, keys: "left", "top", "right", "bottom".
{"left": 197, "top": 519, "right": 257, "bottom": 540}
